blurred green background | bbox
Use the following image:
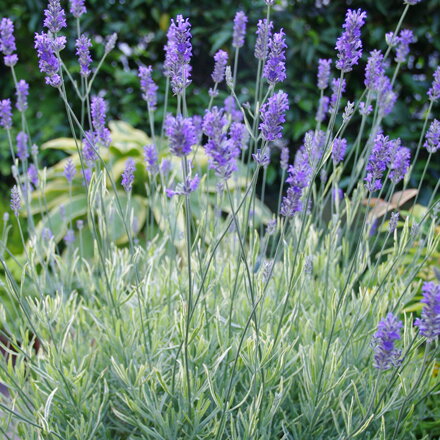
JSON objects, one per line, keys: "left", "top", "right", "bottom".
{"left": 0, "top": 0, "right": 439, "bottom": 204}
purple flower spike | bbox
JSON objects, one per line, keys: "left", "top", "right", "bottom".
{"left": 259, "top": 90, "right": 289, "bottom": 141}
{"left": 75, "top": 34, "right": 92, "bottom": 78}
{"left": 64, "top": 229, "right": 75, "bottom": 245}
{"left": 317, "top": 59, "right": 332, "bottom": 90}
{"left": 28, "top": 164, "right": 39, "bottom": 188}
{"left": 428, "top": 67, "right": 440, "bottom": 102}
{"left": 232, "top": 11, "right": 247, "bottom": 49}
{"left": 211, "top": 50, "right": 229, "bottom": 84}
{"left": 121, "top": 158, "right": 136, "bottom": 192}
{"left": 16, "top": 131, "right": 29, "bottom": 160}
{"left": 335, "top": 9, "right": 367, "bottom": 73}
{"left": 253, "top": 149, "right": 270, "bottom": 167}
{"left": 388, "top": 143, "right": 410, "bottom": 184}
{"left": 332, "top": 137, "right": 347, "bottom": 164}
{"left": 10, "top": 185, "right": 21, "bottom": 216}
{"left": 424, "top": 119, "right": 440, "bottom": 153}
{"left": 364, "top": 50, "right": 384, "bottom": 91}
{"left": 15, "top": 80, "right": 29, "bottom": 112}
{"left": 64, "top": 158, "right": 76, "bottom": 183}
{"left": 82, "top": 130, "right": 98, "bottom": 163}
{"left": 165, "top": 114, "right": 196, "bottom": 157}
{"left": 255, "top": 19, "right": 273, "bottom": 60}
{"left": 395, "top": 29, "right": 414, "bottom": 63}
{"left": 263, "top": 29, "right": 287, "bottom": 85}
{"left": 138, "top": 66, "right": 158, "bottom": 110}
{"left": 164, "top": 15, "right": 192, "bottom": 95}
{"left": 91, "top": 96, "right": 111, "bottom": 147}
{"left": 365, "top": 134, "right": 393, "bottom": 192}
{"left": 378, "top": 76, "right": 397, "bottom": 116}
{"left": 330, "top": 78, "right": 346, "bottom": 110}
{"left": 415, "top": 281, "right": 440, "bottom": 343}
{"left": 70, "top": 0, "right": 87, "bottom": 18}
{"left": 404, "top": 0, "right": 422, "bottom": 4}
{"left": 34, "top": 32, "right": 63, "bottom": 87}
{"left": 372, "top": 312, "right": 403, "bottom": 370}
{"left": 280, "top": 146, "right": 289, "bottom": 170}
{"left": 0, "top": 18, "right": 17, "bottom": 65}
{"left": 144, "top": 144, "right": 159, "bottom": 175}
{"left": 229, "top": 122, "right": 248, "bottom": 151}
{"left": 389, "top": 211, "right": 399, "bottom": 233}
{"left": 167, "top": 173, "right": 200, "bottom": 197}
{"left": 0, "top": 99, "right": 12, "bottom": 129}
{"left": 44, "top": 0, "right": 67, "bottom": 33}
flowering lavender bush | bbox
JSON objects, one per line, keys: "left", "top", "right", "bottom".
{"left": 0, "top": 1, "right": 439, "bottom": 439}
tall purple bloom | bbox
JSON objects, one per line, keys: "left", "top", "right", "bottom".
{"left": 365, "top": 134, "right": 393, "bottom": 192}
{"left": 16, "top": 131, "right": 29, "bottom": 160}
{"left": 82, "top": 130, "right": 98, "bottom": 163}
{"left": 389, "top": 211, "right": 399, "bottom": 233}
{"left": 203, "top": 106, "right": 240, "bottom": 179}
{"left": 91, "top": 96, "right": 111, "bottom": 147}
{"left": 165, "top": 114, "right": 196, "bottom": 157}
{"left": 44, "top": 0, "right": 67, "bottom": 33}
{"left": 70, "top": 0, "right": 87, "bottom": 18}
{"left": 10, "top": 186, "right": 21, "bottom": 216}
{"left": 317, "top": 59, "right": 332, "bottom": 90}
{"left": 424, "top": 119, "right": 440, "bottom": 153}
{"left": 28, "top": 164, "right": 39, "bottom": 188}
{"left": 259, "top": 90, "right": 289, "bottom": 141}
{"left": 0, "top": 18, "right": 17, "bottom": 66}
{"left": 280, "top": 146, "right": 289, "bottom": 170}
{"left": 121, "top": 158, "right": 136, "bottom": 192}
{"left": 164, "top": 15, "right": 192, "bottom": 95}
{"left": 75, "top": 34, "right": 92, "bottom": 78}
{"left": 166, "top": 173, "right": 200, "bottom": 197}
{"left": 364, "top": 50, "right": 384, "bottom": 90}
{"left": 372, "top": 313, "right": 403, "bottom": 370}
{"left": 388, "top": 143, "right": 410, "bottom": 184}
{"left": 255, "top": 19, "right": 273, "bottom": 60}
{"left": 330, "top": 78, "right": 346, "bottom": 110}
{"left": 428, "top": 66, "right": 440, "bottom": 102}
{"left": 144, "top": 144, "right": 159, "bottom": 174}
{"left": 211, "top": 50, "right": 228, "bottom": 84}
{"left": 64, "top": 158, "right": 76, "bottom": 183}
{"left": 332, "top": 137, "right": 347, "bottom": 164}
{"left": 415, "top": 281, "right": 440, "bottom": 342}
{"left": 395, "top": 29, "right": 414, "bottom": 63}
{"left": 15, "top": 80, "right": 29, "bottom": 112}
{"left": 232, "top": 11, "right": 247, "bottom": 49}
{"left": 335, "top": 9, "right": 367, "bottom": 73}
{"left": 0, "top": 99, "right": 12, "bottom": 129}
{"left": 263, "top": 29, "right": 287, "bottom": 84}
{"left": 378, "top": 76, "right": 397, "bottom": 116}
{"left": 34, "top": 32, "right": 63, "bottom": 87}
{"left": 138, "top": 66, "right": 158, "bottom": 110}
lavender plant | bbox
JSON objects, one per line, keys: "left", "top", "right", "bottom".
{"left": 0, "top": 0, "right": 439, "bottom": 439}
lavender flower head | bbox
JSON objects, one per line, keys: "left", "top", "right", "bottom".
{"left": 75, "top": 34, "right": 92, "bottom": 78}
{"left": 232, "top": 11, "right": 247, "bottom": 49}
{"left": 395, "top": 29, "right": 414, "bottom": 63}
{"left": 372, "top": 313, "right": 403, "bottom": 370}
{"left": 10, "top": 185, "right": 21, "bottom": 216}
{"left": 166, "top": 173, "right": 200, "bottom": 197}
{"left": 144, "top": 144, "right": 159, "bottom": 175}
{"left": 28, "top": 164, "right": 39, "bottom": 188}
{"left": 64, "top": 158, "right": 76, "bottom": 183}
{"left": 335, "top": 9, "right": 367, "bottom": 73}
{"left": 0, "top": 18, "right": 17, "bottom": 66}
{"left": 164, "top": 15, "right": 192, "bottom": 95}
{"left": 388, "top": 143, "right": 410, "bottom": 184}
{"left": 424, "top": 119, "right": 440, "bottom": 153}
{"left": 211, "top": 50, "right": 228, "bottom": 83}
{"left": 0, "top": 99, "right": 12, "bottom": 129}
{"left": 330, "top": 78, "right": 346, "bottom": 110}
{"left": 91, "top": 96, "right": 111, "bottom": 147}
{"left": 138, "top": 66, "right": 158, "bottom": 110}
{"left": 64, "top": 229, "right": 75, "bottom": 245}
{"left": 428, "top": 66, "right": 440, "bottom": 102}
{"left": 16, "top": 131, "right": 29, "bottom": 160}
{"left": 404, "top": 0, "right": 423, "bottom": 4}
{"left": 364, "top": 50, "right": 384, "bottom": 91}
{"left": 389, "top": 211, "right": 399, "bottom": 233}
{"left": 415, "top": 281, "right": 440, "bottom": 342}
{"left": 15, "top": 80, "right": 29, "bottom": 112}
{"left": 165, "top": 114, "right": 196, "bottom": 157}
{"left": 378, "top": 75, "right": 398, "bottom": 116}
{"left": 70, "top": 0, "right": 87, "bottom": 18}
{"left": 255, "top": 19, "right": 273, "bottom": 60}
{"left": 34, "top": 32, "right": 63, "bottom": 87}
{"left": 160, "top": 158, "right": 172, "bottom": 177}
{"left": 280, "top": 146, "right": 289, "bottom": 170}
{"left": 365, "top": 134, "right": 392, "bottom": 192}
{"left": 263, "top": 29, "right": 287, "bottom": 84}
{"left": 259, "top": 90, "right": 289, "bottom": 141}
{"left": 229, "top": 122, "right": 248, "bottom": 151}
{"left": 44, "top": 0, "right": 67, "bottom": 33}
{"left": 121, "top": 158, "right": 136, "bottom": 192}
{"left": 317, "top": 59, "right": 332, "bottom": 90}
{"left": 332, "top": 137, "right": 347, "bottom": 164}
{"left": 253, "top": 148, "right": 270, "bottom": 167}
{"left": 82, "top": 130, "right": 98, "bottom": 163}
{"left": 105, "top": 33, "right": 117, "bottom": 54}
